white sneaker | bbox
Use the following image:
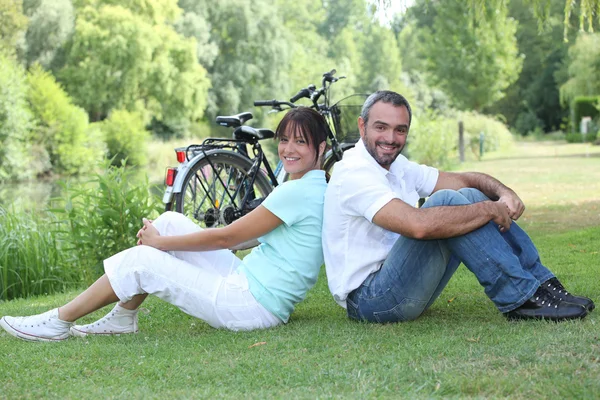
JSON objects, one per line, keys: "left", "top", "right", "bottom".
{"left": 70, "top": 304, "right": 138, "bottom": 337}
{"left": 0, "top": 308, "right": 72, "bottom": 342}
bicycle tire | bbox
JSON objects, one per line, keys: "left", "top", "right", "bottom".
{"left": 323, "top": 143, "right": 355, "bottom": 176}
{"left": 174, "top": 151, "right": 273, "bottom": 230}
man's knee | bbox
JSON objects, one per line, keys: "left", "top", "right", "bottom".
{"left": 458, "top": 188, "right": 489, "bottom": 203}
{"left": 423, "top": 189, "right": 470, "bottom": 208}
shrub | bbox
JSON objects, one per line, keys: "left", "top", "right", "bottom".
{"left": 52, "top": 162, "right": 163, "bottom": 280}
{"left": 101, "top": 109, "right": 149, "bottom": 167}
{"left": 570, "top": 96, "right": 600, "bottom": 133}
{"left": 0, "top": 207, "right": 79, "bottom": 300}
{"left": 26, "top": 64, "right": 106, "bottom": 175}
{"left": 409, "top": 111, "right": 458, "bottom": 169}
{"left": 408, "top": 111, "right": 514, "bottom": 168}
{"left": 0, "top": 53, "right": 38, "bottom": 181}
{"left": 459, "top": 111, "right": 514, "bottom": 157}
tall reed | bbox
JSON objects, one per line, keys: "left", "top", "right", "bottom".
{"left": 0, "top": 208, "right": 79, "bottom": 300}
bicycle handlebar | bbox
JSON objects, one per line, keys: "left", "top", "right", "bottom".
{"left": 253, "top": 100, "right": 297, "bottom": 109}
{"left": 290, "top": 88, "right": 311, "bottom": 103}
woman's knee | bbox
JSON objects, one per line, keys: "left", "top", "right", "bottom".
{"left": 152, "top": 211, "right": 196, "bottom": 235}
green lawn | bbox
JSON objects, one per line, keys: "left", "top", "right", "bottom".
{"left": 1, "top": 141, "right": 599, "bottom": 399}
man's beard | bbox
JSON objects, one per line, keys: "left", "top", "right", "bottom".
{"left": 363, "top": 131, "right": 404, "bottom": 167}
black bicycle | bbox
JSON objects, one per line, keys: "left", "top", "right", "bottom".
{"left": 162, "top": 69, "right": 367, "bottom": 241}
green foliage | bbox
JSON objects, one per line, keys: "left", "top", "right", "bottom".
{"left": 52, "top": 164, "right": 163, "bottom": 279}
{"left": 0, "top": 0, "right": 28, "bottom": 54}
{"left": 0, "top": 207, "right": 78, "bottom": 300}
{"left": 488, "top": 0, "right": 571, "bottom": 135}
{"left": 100, "top": 109, "right": 149, "bottom": 167}
{"left": 26, "top": 64, "right": 105, "bottom": 175}
{"left": 571, "top": 96, "right": 600, "bottom": 132}
{"left": 0, "top": 53, "right": 39, "bottom": 182}
{"left": 19, "top": 0, "right": 74, "bottom": 68}
{"left": 409, "top": 111, "right": 514, "bottom": 168}
{"left": 460, "top": 0, "right": 600, "bottom": 38}
{"left": 58, "top": 0, "right": 210, "bottom": 126}
{"left": 419, "top": 1, "right": 522, "bottom": 111}
{"left": 560, "top": 33, "right": 600, "bottom": 105}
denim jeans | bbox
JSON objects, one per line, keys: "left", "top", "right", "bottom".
{"left": 346, "top": 188, "right": 554, "bottom": 323}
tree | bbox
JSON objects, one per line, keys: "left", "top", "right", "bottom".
{"left": 19, "top": 0, "right": 74, "bottom": 68}
{"left": 26, "top": 65, "right": 105, "bottom": 175}
{"left": 487, "top": 0, "right": 574, "bottom": 134}
{"left": 0, "top": 0, "right": 28, "bottom": 54}
{"left": 420, "top": 1, "right": 522, "bottom": 112}
{"left": 57, "top": 0, "right": 210, "bottom": 127}
{"left": 559, "top": 33, "right": 600, "bottom": 104}
{"left": 179, "top": 0, "right": 291, "bottom": 124}
{"left": 0, "top": 53, "right": 38, "bottom": 181}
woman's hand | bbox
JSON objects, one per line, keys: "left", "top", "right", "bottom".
{"left": 137, "top": 218, "right": 161, "bottom": 248}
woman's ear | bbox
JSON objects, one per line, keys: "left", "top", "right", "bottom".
{"left": 319, "top": 141, "right": 327, "bottom": 156}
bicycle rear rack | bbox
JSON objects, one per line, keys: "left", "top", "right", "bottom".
{"left": 183, "top": 138, "right": 249, "bottom": 162}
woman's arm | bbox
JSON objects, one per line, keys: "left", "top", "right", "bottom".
{"left": 138, "top": 206, "right": 283, "bottom": 252}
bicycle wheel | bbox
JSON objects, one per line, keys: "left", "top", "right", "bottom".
{"left": 174, "top": 151, "right": 273, "bottom": 230}
{"left": 323, "top": 143, "right": 355, "bottom": 176}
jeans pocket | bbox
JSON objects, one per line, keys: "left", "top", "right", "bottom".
{"left": 373, "top": 298, "right": 428, "bottom": 323}
{"left": 346, "top": 297, "right": 362, "bottom": 321}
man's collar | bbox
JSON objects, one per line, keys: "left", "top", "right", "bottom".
{"left": 356, "top": 139, "right": 407, "bottom": 178}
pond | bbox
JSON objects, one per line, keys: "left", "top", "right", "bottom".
{"left": 0, "top": 176, "right": 166, "bottom": 214}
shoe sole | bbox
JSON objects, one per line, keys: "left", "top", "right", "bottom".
{"left": 69, "top": 326, "right": 138, "bottom": 338}
{"left": 0, "top": 317, "right": 69, "bottom": 342}
{"left": 505, "top": 310, "right": 588, "bottom": 322}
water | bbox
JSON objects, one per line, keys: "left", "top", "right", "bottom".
{"left": 0, "top": 180, "right": 63, "bottom": 213}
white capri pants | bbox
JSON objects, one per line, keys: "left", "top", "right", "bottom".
{"left": 103, "top": 211, "right": 281, "bottom": 331}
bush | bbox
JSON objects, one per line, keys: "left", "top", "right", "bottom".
{"left": 571, "top": 96, "right": 600, "bottom": 133}
{"left": 0, "top": 207, "right": 79, "bottom": 300}
{"left": 26, "top": 64, "right": 106, "bottom": 175}
{"left": 409, "top": 111, "right": 458, "bottom": 169}
{"left": 459, "top": 111, "right": 514, "bottom": 156}
{"left": 52, "top": 163, "right": 163, "bottom": 279}
{"left": 409, "top": 111, "right": 514, "bottom": 168}
{"left": 101, "top": 109, "right": 149, "bottom": 167}
{"left": 0, "top": 53, "right": 39, "bottom": 181}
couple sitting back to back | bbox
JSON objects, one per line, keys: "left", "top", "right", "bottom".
{"left": 1, "top": 91, "right": 593, "bottom": 342}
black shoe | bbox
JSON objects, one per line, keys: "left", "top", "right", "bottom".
{"left": 505, "top": 286, "right": 588, "bottom": 321}
{"left": 543, "top": 277, "right": 595, "bottom": 311}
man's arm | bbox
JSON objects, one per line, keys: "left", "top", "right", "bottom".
{"left": 372, "top": 197, "right": 512, "bottom": 240}
{"left": 432, "top": 171, "right": 524, "bottom": 220}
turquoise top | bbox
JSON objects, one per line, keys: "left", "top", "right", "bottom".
{"left": 239, "top": 169, "right": 327, "bottom": 322}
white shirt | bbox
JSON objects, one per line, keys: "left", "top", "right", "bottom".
{"left": 322, "top": 139, "right": 439, "bottom": 308}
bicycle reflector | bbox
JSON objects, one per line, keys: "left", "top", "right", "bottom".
{"left": 165, "top": 168, "right": 177, "bottom": 186}
{"left": 176, "top": 150, "right": 186, "bottom": 163}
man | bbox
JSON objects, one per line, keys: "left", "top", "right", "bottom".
{"left": 323, "top": 90, "right": 594, "bottom": 323}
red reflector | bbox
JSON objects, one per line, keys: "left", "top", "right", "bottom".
{"left": 176, "top": 151, "right": 186, "bottom": 163}
{"left": 165, "top": 168, "right": 177, "bottom": 186}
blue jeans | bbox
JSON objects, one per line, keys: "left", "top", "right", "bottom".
{"left": 346, "top": 188, "right": 554, "bottom": 323}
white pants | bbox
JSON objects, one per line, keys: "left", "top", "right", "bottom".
{"left": 103, "top": 211, "right": 281, "bottom": 331}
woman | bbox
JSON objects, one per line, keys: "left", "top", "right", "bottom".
{"left": 0, "top": 107, "right": 329, "bottom": 341}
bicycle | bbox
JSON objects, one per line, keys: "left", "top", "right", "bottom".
{"left": 162, "top": 69, "right": 367, "bottom": 242}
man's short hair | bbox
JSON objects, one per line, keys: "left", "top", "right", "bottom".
{"left": 361, "top": 90, "right": 412, "bottom": 126}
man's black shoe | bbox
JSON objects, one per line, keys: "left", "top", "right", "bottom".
{"left": 505, "top": 286, "right": 588, "bottom": 321}
{"left": 543, "top": 277, "right": 595, "bottom": 311}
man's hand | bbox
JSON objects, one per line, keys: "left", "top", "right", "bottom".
{"left": 498, "top": 191, "right": 525, "bottom": 220}
{"left": 489, "top": 201, "right": 512, "bottom": 233}
{"left": 137, "top": 218, "right": 161, "bottom": 248}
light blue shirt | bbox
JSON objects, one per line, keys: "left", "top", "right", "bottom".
{"left": 239, "top": 169, "right": 327, "bottom": 322}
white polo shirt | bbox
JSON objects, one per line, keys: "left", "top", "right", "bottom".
{"left": 322, "top": 139, "right": 439, "bottom": 308}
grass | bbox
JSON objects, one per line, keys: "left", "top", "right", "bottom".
{"left": 1, "top": 141, "right": 600, "bottom": 399}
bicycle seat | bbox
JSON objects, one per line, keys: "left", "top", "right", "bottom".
{"left": 235, "top": 126, "right": 275, "bottom": 141}
{"left": 216, "top": 112, "right": 253, "bottom": 128}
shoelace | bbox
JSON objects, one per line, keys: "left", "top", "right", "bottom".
{"left": 534, "top": 288, "right": 559, "bottom": 309}
{"left": 547, "top": 278, "right": 569, "bottom": 295}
